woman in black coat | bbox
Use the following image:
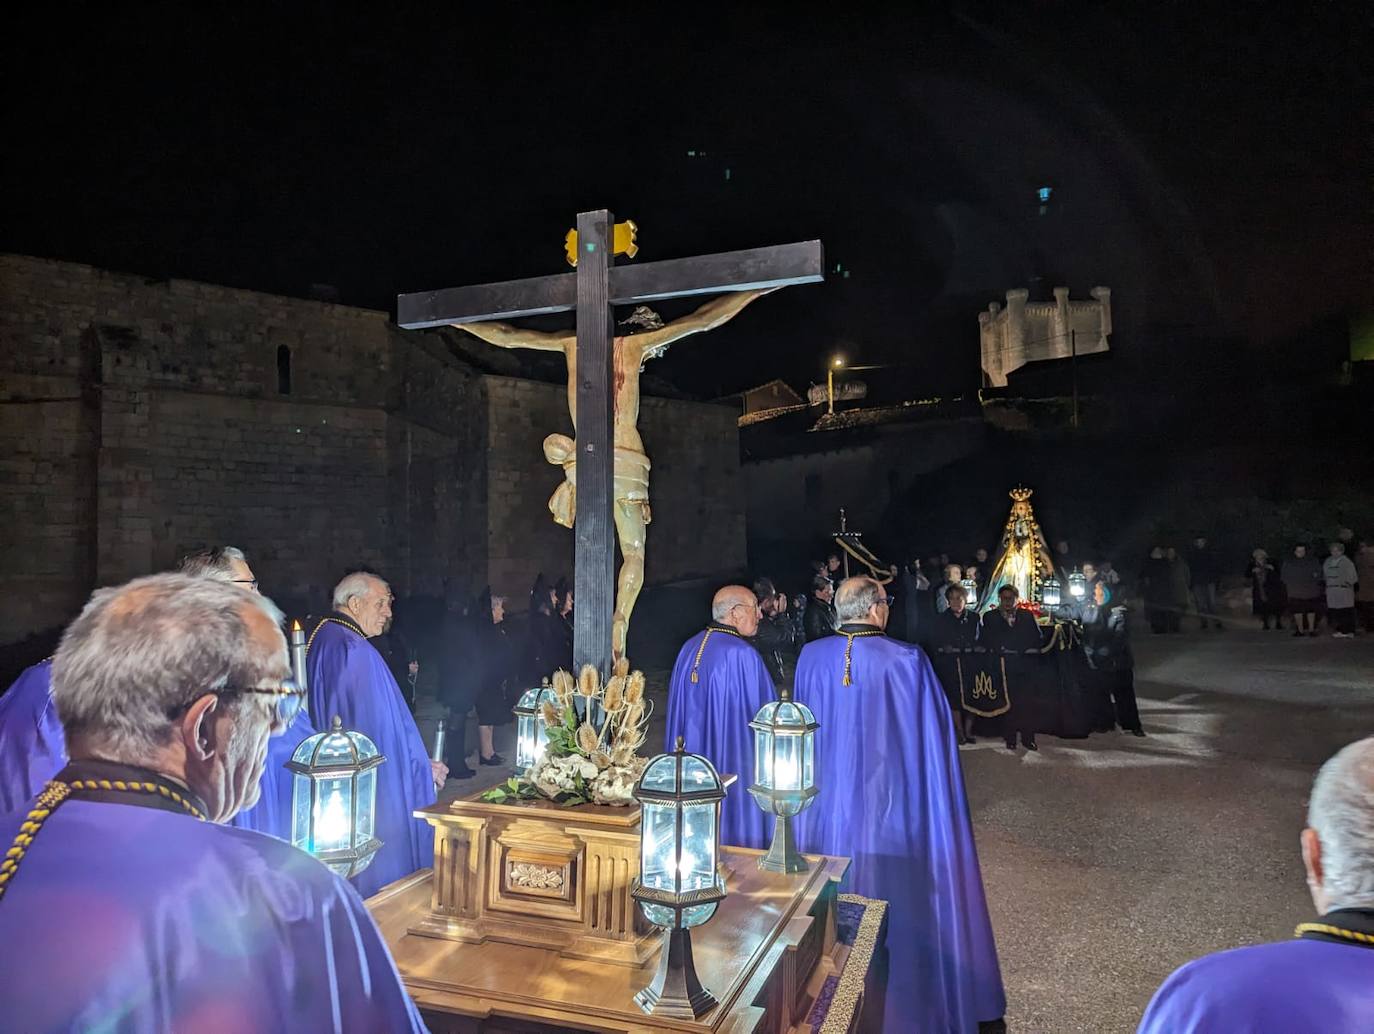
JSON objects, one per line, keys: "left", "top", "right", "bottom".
{"left": 1079, "top": 582, "right": 1144, "bottom": 736}
{"left": 472, "top": 590, "right": 515, "bottom": 766}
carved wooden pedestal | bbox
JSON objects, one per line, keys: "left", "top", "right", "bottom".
{"left": 410, "top": 793, "right": 656, "bottom": 966}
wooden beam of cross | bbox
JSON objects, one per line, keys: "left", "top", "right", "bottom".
{"left": 397, "top": 210, "right": 824, "bottom": 675}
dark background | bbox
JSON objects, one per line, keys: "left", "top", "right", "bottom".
{"left": 4, "top": 4, "right": 1369, "bottom": 401}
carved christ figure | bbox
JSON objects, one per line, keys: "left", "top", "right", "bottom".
{"left": 455, "top": 288, "right": 771, "bottom": 660}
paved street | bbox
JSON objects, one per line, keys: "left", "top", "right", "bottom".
{"left": 966, "top": 626, "right": 1374, "bottom": 1032}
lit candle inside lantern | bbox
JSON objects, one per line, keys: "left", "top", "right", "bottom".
{"left": 774, "top": 756, "right": 800, "bottom": 791}
{"left": 314, "top": 790, "right": 349, "bottom": 851}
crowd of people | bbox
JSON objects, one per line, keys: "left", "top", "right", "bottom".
{"left": 1136, "top": 530, "right": 1371, "bottom": 638}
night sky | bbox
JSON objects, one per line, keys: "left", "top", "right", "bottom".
{"left": 4, "top": 5, "right": 1368, "bottom": 397}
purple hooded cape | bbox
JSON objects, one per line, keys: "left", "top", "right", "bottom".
{"left": 0, "top": 780, "right": 426, "bottom": 1031}
{"left": 0, "top": 660, "right": 65, "bottom": 813}
{"left": 1137, "top": 932, "right": 1374, "bottom": 1033}
{"left": 307, "top": 616, "right": 436, "bottom": 899}
{"left": 664, "top": 625, "right": 773, "bottom": 850}
{"left": 227, "top": 708, "right": 318, "bottom": 840}
{"left": 792, "top": 629, "right": 1006, "bottom": 1031}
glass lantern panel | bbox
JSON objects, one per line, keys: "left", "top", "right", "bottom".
{"left": 641, "top": 755, "right": 680, "bottom": 795}
{"left": 515, "top": 686, "right": 542, "bottom": 712}
{"left": 795, "top": 701, "right": 817, "bottom": 725}
{"left": 681, "top": 901, "right": 719, "bottom": 928}
{"left": 680, "top": 801, "right": 718, "bottom": 892}
{"left": 776, "top": 701, "right": 802, "bottom": 727}
{"left": 292, "top": 734, "right": 322, "bottom": 766}
{"left": 640, "top": 901, "right": 675, "bottom": 927}
{"left": 754, "top": 730, "right": 774, "bottom": 787}
{"left": 291, "top": 770, "right": 313, "bottom": 850}
{"left": 802, "top": 731, "right": 815, "bottom": 790}
{"left": 350, "top": 732, "right": 379, "bottom": 761}
{"left": 515, "top": 714, "right": 538, "bottom": 770}
{"left": 774, "top": 735, "right": 802, "bottom": 791}
{"left": 311, "top": 775, "right": 354, "bottom": 854}
{"left": 355, "top": 768, "right": 376, "bottom": 841}
{"left": 311, "top": 731, "right": 358, "bottom": 766}
{"left": 640, "top": 801, "right": 680, "bottom": 891}
{"left": 1042, "top": 579, "right": 1061, "bottom": 606}
{"left": 679, "top": 755, "right": 720, "bottom": 793}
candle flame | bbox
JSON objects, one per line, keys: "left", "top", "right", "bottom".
{"left": 291, "top": 619, "right": 302, "bottom": 632}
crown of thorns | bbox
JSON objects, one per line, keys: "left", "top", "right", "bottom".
{"left": 620, "top": 306, "right": 665, "bottom": 331}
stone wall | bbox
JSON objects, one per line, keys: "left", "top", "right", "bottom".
{"left": 0, "top": 254, "right": 745, "bottom": 648}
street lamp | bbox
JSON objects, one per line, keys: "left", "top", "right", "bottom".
{"left": 748, "top": 688, "right": 819, "bottom": 873}
{"left": 827, "top": 356, "right": 843, "bottom": 416}
{"left": 513, "top": 680, "right": 559, "bottom": 773}
{"left": 631, "top": 737, "right": 727, "bottom": 1019}
{"left": 287, "top": 716, "right": 385, "bottom": 879}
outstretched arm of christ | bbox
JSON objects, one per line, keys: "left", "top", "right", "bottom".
{"left": 452, "top": 320, "right": 572, "bottom": 353}
{"left": 634, "top": 287, "right": 775, "bottom": 353}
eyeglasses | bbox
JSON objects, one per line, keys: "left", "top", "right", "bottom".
{"left": 169, "top": 677, "right": 305, "bottom": 727}
{"left": 880, "top": 596, "right": 895, "bottom": 606}
{"left": 231, "top": 578, "right": 259, "bottom": 591}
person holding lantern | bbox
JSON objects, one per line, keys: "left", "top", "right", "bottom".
{"left": 793, "top": 575, "right": 1006, "bottom": 1032}
{"left": 0, "top": 574, "right": 426, "bottom": 1032}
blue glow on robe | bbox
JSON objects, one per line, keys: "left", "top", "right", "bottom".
{"left": 0, "top": 799, "right": 427, "bottom": 1032}
{"left": 792, "top": 631, "right": 1006, "bottom": 1030}
{"left": 228, "top": 708, "right": 318, "bottom": 841}
{"left": 0, "top": 660, "right": 65, "bottom": 813}
{"left": 663, "top": 626, "right": 773, "bottom": 850}
{"left": 307, "top": 619, "right": 436, "bottom": 899}
{"left": 1137, "top": 937, "right": 1374, "bottom": 1032}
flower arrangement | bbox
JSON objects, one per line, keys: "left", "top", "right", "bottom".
{"left": 482, "top": 661, "right": 651, "bottom": 807}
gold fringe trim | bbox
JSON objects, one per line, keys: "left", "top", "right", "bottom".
{"left": 819, "top": 893, "right": 889, "bottom": 1034}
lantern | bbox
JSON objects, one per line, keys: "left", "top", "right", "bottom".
{"left": 512, "top": 681, "right": 559, "bottom": 773}
{"left": 959, "top": 577, "right": 980, "bottom": 610}
{"left": 1041, "top": 575, "right": 1062, "bottom": 607}
{"left": 630, "top": 737, "right": 726, "bottom": 1019}
{"left": 1068, "top": 568, "right": 1087, "bottom": 599}
{"left": 287, "top": 716, "right": 385, "bottom": 879}
{"left": 748, "top": 688, "right": 819, "bottom": 873}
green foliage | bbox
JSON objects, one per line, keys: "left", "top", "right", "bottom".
{"left": 479, "top": 777, "right": 539, "bottom": 804}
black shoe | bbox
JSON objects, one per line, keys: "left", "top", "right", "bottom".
{"left": 1004, "top": 738, "right": 1017, "bottom": 751}
{"left": 1022, "top": 735, "right": 1038, "bottom": 751}
{"left": 451, "top": 765, "right": 476, "bottom": 779}
{"left": 479, "top": 753, "right": 505, "bottom": 766}
{"left": 1293, "top": 629, "right": 1305, "bottom": 637}
{"left": 965, "top": 734, "right": 977, "bottom": 745}
{"left": 1131, "top": 728, "right": 1146, "bottom": 737}
{"left": 1308, "top": 630, "right": 1318, "bottom": 638}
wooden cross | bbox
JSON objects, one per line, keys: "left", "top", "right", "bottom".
{"left": 398, "top": 209, "right": 824, "bottom": 674}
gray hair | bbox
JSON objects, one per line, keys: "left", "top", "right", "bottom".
{"left": 835, "top": 577, "right": 883, "bottom": 623}
{"left": 53, "top": 573, "right": 286, "bottom": 759}
{"left": 1308, "top": 737, "right": 1374, "bottom": 909}
{"left": 333, "top": 571, "right": 385, "bottom": 610}
{"left": 177, "top": 546, "right": 248, "bottom": 580}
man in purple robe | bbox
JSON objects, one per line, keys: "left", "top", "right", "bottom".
{"left": 178, "top": 545, "right": 319, "bottom": 841}
{"left": 664, "top": 584, "right": 774, "bottom": 849}
{"left": 0, "top": 573, "right": 426, "bottom": 1032}
{"left": 309, "top": 571, "right": 446, "bottom": 899}
{"left": 794, "top": 576, "right": 1006, "bottom": 1032}
{"left": 0, "top": 658, "right": 64, "bottom": 813}
{"left": 1138, "top": 736, "right": 1374, "bottom": 1032}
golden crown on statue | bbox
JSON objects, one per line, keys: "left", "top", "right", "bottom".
{"left": 1009, "top": 486, "right": 1034, "bottom": 502}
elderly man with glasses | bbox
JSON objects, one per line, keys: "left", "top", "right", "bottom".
{"left": 0, "top": 573, "right": 425, "bottom": 1032}
{"left": 663, "top": 584, "right": 775, "bottom": 849}
{"left": 793, "top": 576, "right": 1007, "bottom": 1032}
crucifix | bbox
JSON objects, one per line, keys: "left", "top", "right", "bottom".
{"left": 398, "top": 210, "right": 823, "bottom": 674}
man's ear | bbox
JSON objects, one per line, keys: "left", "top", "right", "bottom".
{"left": 181, "top": 694, "right": 221, "bottom": 761}
{"left": 1301, "top": 827, "right": 1323, "bottom": 888}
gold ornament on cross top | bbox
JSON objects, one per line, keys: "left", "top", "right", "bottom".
{"left": 564, "top": 220, "right": 639, "bottom": 267}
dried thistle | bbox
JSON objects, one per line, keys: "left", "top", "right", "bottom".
{"left": 591, "top": 750, "right": 612, "bottom": 770}
{"left": 611, "top": 741, "right": 635, "bottom": 766}
{"left": 625, "top": 670, "right": 646, "bottom": 704}
{"left": 576, "top": 722, "right": 599, "bottom": 754}
{"left": 622, "top": 701, "right": 644, "bottom": 730}
{"left": 540, "top": 701, "right": 560, "bottom": 727}
{"left": 578, "top": 664, "right": 600, "bottom": 699}
{"left": 602, "top": 676, "right": 626, "bottom": 713}
{"left": 552, "top": 669, "right": 575, "bottom": 707}
{"left": 613, "top": 657, "right": 630, "bottom": 677}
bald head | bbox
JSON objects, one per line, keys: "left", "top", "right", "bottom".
{"left": 712, "top": 584, "right": 760, "bottom": 637}
{"left": 1303, "top": 736, "right": 1374, "bottom": 912}
{"left": 835, "top": 576, "right": 887, "bottom": 629}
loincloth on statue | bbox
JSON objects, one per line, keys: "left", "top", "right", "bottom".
{"left": 542, "top": 433, "right": 651, "bottom": 530}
